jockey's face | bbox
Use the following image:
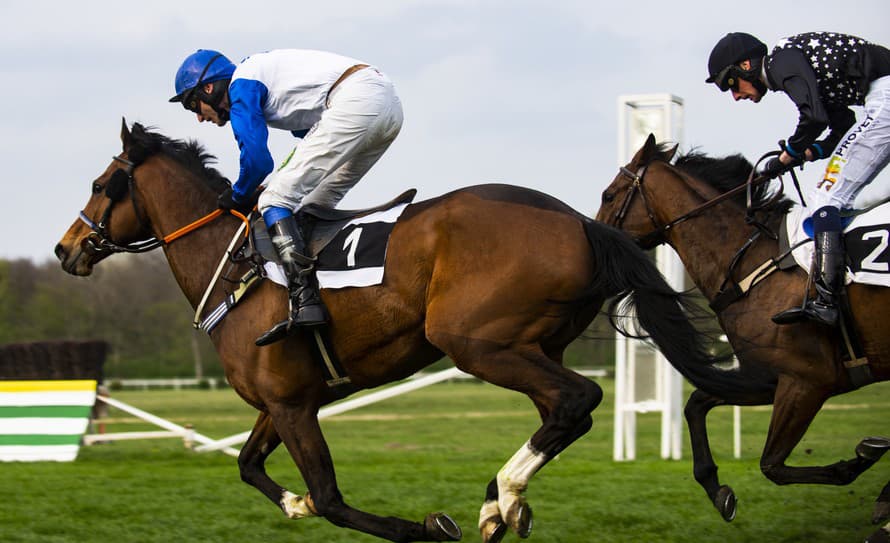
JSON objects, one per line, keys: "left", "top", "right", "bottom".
{"left": 729, "top": 60, "right": 763, "bottom": 103}
{"left": 194, "top": 82, "right": 229, "bottom": 126}
{"left": 196, "top": 101, "right": 226, "bottom": 126}
{"left": 731, "top": 77, "right": 763, "bottom": 103}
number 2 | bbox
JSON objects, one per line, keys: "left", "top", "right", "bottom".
{"left": 861, "top": 230, "right": 889, "bottom": 272}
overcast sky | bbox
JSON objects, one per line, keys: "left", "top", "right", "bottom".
{"left": 2, "top": 1, "right": 889, "bottom": 263}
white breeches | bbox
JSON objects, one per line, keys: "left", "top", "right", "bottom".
{"left": 258, "top": 67, "right": 403, "bottom": 213}
{"left": 808, "top": 75, "right": 890, "bottom": 213}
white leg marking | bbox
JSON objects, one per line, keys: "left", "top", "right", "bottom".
{"left": 478, "top": 499, "right": 501, "bottom": 529}
{"left": 280, "top": 490, "right": 317, "bottom": 519}
{"left": 479, "top": 499, "right": 504, "bottom": 541}
{"left": 496, "top": 441, "right": 547, "bottom": 529}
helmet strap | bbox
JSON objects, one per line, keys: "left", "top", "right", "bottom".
{"left": 739, "top": 56, "right": 768, "bottom": 95}
{"left": 197, "top": 80, "right": 231, "bottom": 123}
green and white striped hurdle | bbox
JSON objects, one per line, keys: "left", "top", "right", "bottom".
{"left": 0, "top": 380, "right": 97, "bottom": 462}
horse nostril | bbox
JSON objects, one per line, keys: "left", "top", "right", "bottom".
{"left": 54, "top": 243, "right": 66, "bottom": 262}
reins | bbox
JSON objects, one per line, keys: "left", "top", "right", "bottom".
{"left": 615, "top": 150, "right": 802, "bottom": 246}
{"left": 614, "top": 149, "right": 807, "bottom": 311}
{"left": 78, "top": 154, "right": 251, "bottom": 255}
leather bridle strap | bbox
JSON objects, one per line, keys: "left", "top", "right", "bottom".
{"left": 617, "top": 162, "right": 777, "bottom": 244}
{"left": 77, "top": 155, "right": 251, "bottom": 254}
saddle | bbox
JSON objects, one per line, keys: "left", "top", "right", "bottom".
{"left": 249, "top": 189, "right": 417, "bottom": 265}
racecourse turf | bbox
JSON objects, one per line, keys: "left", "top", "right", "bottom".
{"left": 0, "top": 377, "right": 887, "bottom": 542}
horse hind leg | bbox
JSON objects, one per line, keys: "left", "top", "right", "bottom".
{"left": 761, "top": 379, "right": 890, "bottom": 487}
{"left": 238, "top": 412, "right": 317, "bottom": 519}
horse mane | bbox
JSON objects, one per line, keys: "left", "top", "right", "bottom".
{"left": 129, "top": 123, "right": 231, "bottom": 194}
{"left": 671, "top": 150, "right": 794, "bottom": 217}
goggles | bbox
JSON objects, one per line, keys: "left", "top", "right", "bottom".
{"left": 711, "top": 65, "right": 741, "bottom": 93}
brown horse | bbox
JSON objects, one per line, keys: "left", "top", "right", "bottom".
{"left": 57, "top": 121, "right": 739, "bottom": 543}
{"left": 596, "top": 134, "right": 890, "bottom": 526}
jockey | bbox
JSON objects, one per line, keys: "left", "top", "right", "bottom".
{"left": 706, "top": 32, "right": 890, "bottom": 327}
{"left": 170, "top": 49, "right": 404, "bottom": 346}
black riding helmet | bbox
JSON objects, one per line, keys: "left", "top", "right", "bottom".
{"left": 706, "top": 32, "right": 768, "bottom": 93}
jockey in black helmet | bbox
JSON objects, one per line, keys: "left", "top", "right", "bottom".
{"left": 706, "top": 32, "right": 890, "bottom": 327}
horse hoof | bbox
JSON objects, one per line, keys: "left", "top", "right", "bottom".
{"left": 425, "top": 512, "right": 462, "bottom": 541}
{"left": 857, "top": 437, "right": 890, "bottom": 461}
{"left": 513, "top": 502, "right": 533, "bottom": 538}
{"left": 480, "top": 520, "right": 507, "bottom": 543}
{"left": 714, "top": 486, "right": 737, "bottom": 522}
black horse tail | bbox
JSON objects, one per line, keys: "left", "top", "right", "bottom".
{"left": 583, "top": 219, "right": 775, "bottom": 399}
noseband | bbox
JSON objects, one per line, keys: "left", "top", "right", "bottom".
{"left": 611, "top": 164, "right": 668, "bottom": 246}
{"left": 77, "top": 155, "right": 163, "bottom": 256}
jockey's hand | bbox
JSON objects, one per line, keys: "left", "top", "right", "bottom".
{"left": 217, "top": 188, "right": 253, "bottom": 215}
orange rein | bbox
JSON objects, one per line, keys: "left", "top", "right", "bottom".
{"left": 162, "top": 208, "right": 251, "bottom": 245}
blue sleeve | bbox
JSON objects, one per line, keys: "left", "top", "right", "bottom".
{"left": 229, "top": 78, "right": 274, "bottom": 201}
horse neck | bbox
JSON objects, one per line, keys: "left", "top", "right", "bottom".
{"left": 141, "top": 160, "right": 243, "bottom": 309}
{"left": 652, "top": 168, "right": 777, "bottom": 300}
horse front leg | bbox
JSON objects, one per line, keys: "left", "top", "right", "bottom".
{"left": 684, "top": 389, "right": 736, "bottom": 521}
{"left": 267, "top": 401, "right": 460, "bottom": 542}
{"left": 238, "top": 411, "right": 316, "bottom": 519}
{"left": 479, "top": 404, "right": 597, "bottom": 543}
{"left": 760, "top": 377, "right": 890, "bottom": 486}
{"left": 438, "top": 340, "right": 602, "bottom": 543}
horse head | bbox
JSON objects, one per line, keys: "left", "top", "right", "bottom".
{"left": 56, "top": 119, "right": 227, "bottom": 276}
{"left": 595, "top": 133, "right": 678, "bottom": 248}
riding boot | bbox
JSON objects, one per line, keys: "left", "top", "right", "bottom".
{"left": 772, "top": 229, "right": 844, "bottom": 327}
{"left": 255, "top": 215, "right": 328, "bottom": 347}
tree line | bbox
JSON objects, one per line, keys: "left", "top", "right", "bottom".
{"left": 0, "top": 253, "right": 219, "bottom": 379}
{"left": 0, "top": 252, "right": 625, "bottom": 379}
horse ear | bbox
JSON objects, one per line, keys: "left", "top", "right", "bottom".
{"left": 665, "top": 143, "right": 679, "bottom": 161}
{"left": 120, "top": 117, "right": 131, "bottom": 151}
{"left": 630, "top": 133, "right": 660, "bottom": 165}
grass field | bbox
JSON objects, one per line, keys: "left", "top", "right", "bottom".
{"left": 0, "top": 377, "right": 888, "bottom": 542}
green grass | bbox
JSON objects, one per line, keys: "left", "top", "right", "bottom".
{"left": 0, "top": 378, "right": 887, "bottom": 542}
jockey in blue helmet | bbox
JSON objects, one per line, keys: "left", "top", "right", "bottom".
{"left": 170, "top": 48, "right": 404, "bottom": 346}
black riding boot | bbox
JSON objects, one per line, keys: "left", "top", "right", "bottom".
{"left": 772, "top": 230, "right": 844, "bottom": 327}
{"left": 255, "top": 215, "right": 328, "bottom": 347}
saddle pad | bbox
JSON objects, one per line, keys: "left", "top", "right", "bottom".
{"left": 786, "top": 203, "right": 890, "bottom": 287}
{"left": 265, "top": 203, "right": 409, "bottom": 289}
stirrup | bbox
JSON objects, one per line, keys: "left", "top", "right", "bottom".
{"left": 772, "top": 299, "right": 838, "bottom": 327}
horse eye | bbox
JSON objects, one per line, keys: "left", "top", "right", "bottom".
{"left": 602, "top": 192, "right": 615, "bottom": 203}
{"left": 92, "top": 182, "right": 103, "bottom": 195}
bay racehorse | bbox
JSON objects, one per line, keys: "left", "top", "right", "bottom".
{"left": 58, "top": 121, "right": 745, "bottom": 542}
{"left": 596, "top": 134, "right": 890, "bottom": 529}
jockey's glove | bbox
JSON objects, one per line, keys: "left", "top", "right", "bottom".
{"left": 217, "top": 188, "right": 254, "bottom": 215}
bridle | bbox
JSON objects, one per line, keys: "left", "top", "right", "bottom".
{"left": 76, "top": 153, "right": 249, "bottom": 258}
{"left": 78, "top": 155, "right": 163, "bottom": 256}
{"left": 610, "top": 155, "right": 784, "bottom": 247}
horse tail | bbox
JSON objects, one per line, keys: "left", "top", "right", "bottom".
{"left": 582, "top": 219, "right": 775, "bottom": 399}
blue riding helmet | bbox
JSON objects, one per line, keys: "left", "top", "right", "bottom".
{"left": 169, "top": 49, "right": 236, "bottom": 103}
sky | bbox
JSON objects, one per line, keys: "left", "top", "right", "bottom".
{"left": 2, "top": 1, "right": 889, "bottom": 263}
